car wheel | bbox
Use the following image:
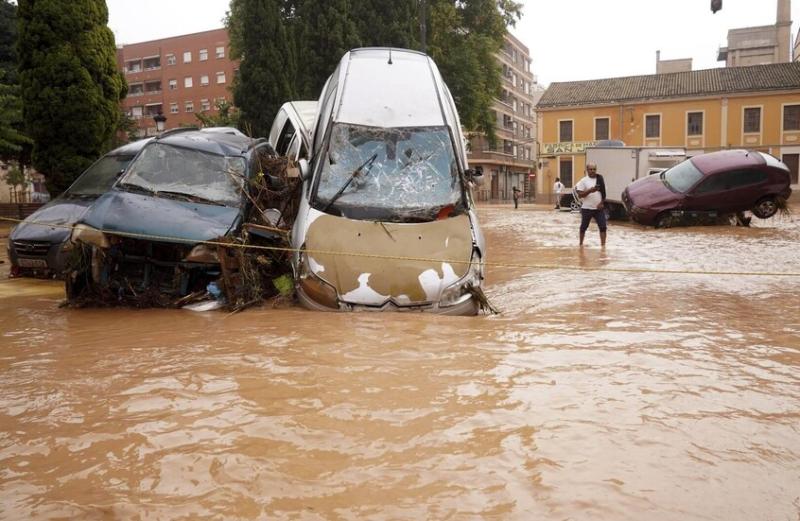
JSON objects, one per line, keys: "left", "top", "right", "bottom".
{"left": 751, "top": 196, "right": 778, "bottom": 219}
{"left": 655, "top": 212, "right": 673, "bottom": 229}
{"left": 570, "top": 199, "right": 581, "bottom": 212}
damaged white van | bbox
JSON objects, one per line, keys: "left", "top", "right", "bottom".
{"left": 291, "top": 48, "right": 487, "bottom": 315}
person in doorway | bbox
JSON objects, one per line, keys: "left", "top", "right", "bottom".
{"left": 575, "top": 162, "right": 607, "bottom": 247}
{"left": 553, "top": 177, "right": 564, "bottom": 209}
{"left": 512, "top": 186, "right": 521, "bottom": 209}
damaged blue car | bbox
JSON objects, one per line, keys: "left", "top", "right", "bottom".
{"left": 66, "top": 129, "right": 278, "bottom": 306}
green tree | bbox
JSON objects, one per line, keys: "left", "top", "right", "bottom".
{"left": 17, "top": 0, "right": 127, "bottom": 195}
{"left": 0, "top": 0, "right": 17, "bottom": 84}
{"left": 0, "top": 83, "right": 32, "bottom": 158}
{"left": 195, "top": 99, "right": 241, "bottom": 129}
{"left": 231, "top": 0, "right": 296, "bottom": 137}
{"left": 294, "top": 0, "right": 360, "bottom": 98}
{"left": 351, "top": 0, "right": 418, "bottom": 49}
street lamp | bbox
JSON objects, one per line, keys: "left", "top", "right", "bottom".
{"left": 153, "top": 111, "right": 167, "bottom": 134}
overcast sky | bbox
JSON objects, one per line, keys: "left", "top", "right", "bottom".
{"left": 106, "top": 0, "right": 799, "bottom": 86}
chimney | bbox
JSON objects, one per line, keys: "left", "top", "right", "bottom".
{"left": 778, "top": 0, "right": 791, "bottom": 24}
{"left": 777, "top": 0, "right": 792, "bottom": 61}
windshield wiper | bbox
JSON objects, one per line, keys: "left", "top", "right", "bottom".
{"left": 322, "top": 153, "right": 378, "bottom": 213}
{"left": 118, "top": 182, "right": 156, "bottom": 196}
{"left": 155, "top": 190, "right": 227, "bottom": 207}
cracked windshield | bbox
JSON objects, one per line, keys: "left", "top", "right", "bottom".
{"left": 123, "top": 143, "right": 246, "bottom": 206}
{"left": 2, "top": 0, "right": 800, "bottom": 520}
{"left": 315, "top": 124, "right": 463, "bottom": 220}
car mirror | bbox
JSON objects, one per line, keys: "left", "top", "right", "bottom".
{"left": 466, "top": 166, "right": 484, "bottom": 186}
{"left": 298, "top": 159, "right": 311, "bottom": 181}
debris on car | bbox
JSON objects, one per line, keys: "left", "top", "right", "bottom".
{"left": 65, "top": 130, "right": 302, "bottom": 312}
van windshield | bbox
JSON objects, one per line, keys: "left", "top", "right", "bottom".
{"left": 121, "top": 143, "right": 246, "bottom": 207}
{"left": 313, "top": 124, "right": 465, "bottom": 221}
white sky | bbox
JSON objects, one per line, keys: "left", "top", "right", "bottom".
{"left": 106, "top": 0, "right": 800, "bottom": 86}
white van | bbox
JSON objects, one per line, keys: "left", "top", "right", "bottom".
{"left": 290, "top": 48, "right": 486, "bottom": 315}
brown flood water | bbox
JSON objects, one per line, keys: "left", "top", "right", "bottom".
{"left": 1, "top": 206, "right": 799, "bottom": 520}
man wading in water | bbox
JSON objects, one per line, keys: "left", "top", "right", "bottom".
{"left": 575, "top": 162, "right": 607, "bottom": 247}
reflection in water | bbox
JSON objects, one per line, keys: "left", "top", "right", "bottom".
{"left": 1, "top": 208, "right": 799, "bottom": 520}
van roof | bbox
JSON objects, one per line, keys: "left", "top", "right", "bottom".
{"left": 335, "top": 48, "right": 446, "bottom": 128}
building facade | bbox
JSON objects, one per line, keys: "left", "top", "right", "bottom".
{"left": 116, "top": 28, "right": 237, "bottom": 135}
{"left": 468, "top": 33, "right": 539, "bottom": 202}
{"left": 535, "top": 62, "right": 800, "bottom": 200}
{"left": 717, "top": 0, "right": 792, "bottom": 66}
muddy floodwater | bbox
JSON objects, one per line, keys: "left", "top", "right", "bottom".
{"left": 1, "top": 206, "right": 799, "bottom": 520}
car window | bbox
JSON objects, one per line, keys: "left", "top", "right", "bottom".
{"left": 122, "top": 143, "right": 246, "bottom": 206}
{"left": 694, "top": 170, "right": 767, "bottom": 194}
{"left": 67, "top": 154, "right": 134, "bottom": 196}
{"left": 663, "top": 159, "right": 704, "bottom": 193}
{"left": 286, "top": 132, "right": 301, "bottom": 160}
{"left": 276, "top": 119, "right": 296, "bottom": 155}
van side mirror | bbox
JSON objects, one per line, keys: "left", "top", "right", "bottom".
{"left": 298, "top": 158, "right": 311, "bottom": 181}
{"left": 466, "top": 166, "right": 485, "bottom": 186}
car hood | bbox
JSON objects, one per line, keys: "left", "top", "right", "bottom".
{"left": 625, "top": 174, "right": 682, "bottom": 208}
{"left": 10, "top": 197, "right": 95, "bottom": 243}
{"left": 303, "top": 210, "right": 474, "bottom": 307}
{"left": 80, "top": 190, "right": 241, "bottom": 243}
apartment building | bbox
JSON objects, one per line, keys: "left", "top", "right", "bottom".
{"left": 468, "top": 33, "right": 540, "bottom": 202}
{"left": 116, "top": 28, "right": 237, "bottom": 135}
{"left": 535, "top": 62, "right": 800, "bottom": 199}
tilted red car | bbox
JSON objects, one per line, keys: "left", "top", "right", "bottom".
{"left": 622, "top": 150, "right": 792, "bottom": 227}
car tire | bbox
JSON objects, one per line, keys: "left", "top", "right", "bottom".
{"left": 570, "top": 199, "right": 581, "bottom": 212}
{"left": 655, "top": 212, "right": 673, "bottom": 229}
{"left": 751, "top": 196, "right": 778, "bottom": 219}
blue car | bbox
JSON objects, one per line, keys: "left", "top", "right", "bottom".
{"left": 8, "top": 139, "right": 150, "bottom": 277}
{"left": 66, "top": 129, "right": 277, "bottom": 303}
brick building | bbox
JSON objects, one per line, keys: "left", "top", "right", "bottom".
{"left": 116, "top": 28, "right": 238, "bottom": 135}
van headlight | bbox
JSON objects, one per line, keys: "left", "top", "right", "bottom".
{"left": 71, "top": 224, "right": 110, "bottom": 249}
{"left": 440, "top": 253, "right": 483, "bottom": 307}
{"left": 297, "top": 250, "right": 339, "bottom": 309}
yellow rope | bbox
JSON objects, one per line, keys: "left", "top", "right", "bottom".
{"left": 3, "top": 216, "right": 800, "bottom": 278}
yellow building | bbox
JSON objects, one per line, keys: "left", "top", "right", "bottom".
{"left": 535, "top": 62, "right": 800, "bottom": 200}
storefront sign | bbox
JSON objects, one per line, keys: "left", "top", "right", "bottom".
{"left": 541, "top": 141, "right": 598, "bottom": 156}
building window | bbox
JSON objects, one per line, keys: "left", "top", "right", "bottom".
{"left": 744, "top": 107, "right": 761, "bottom": 133}
{"left": 201, "top": 99, "right": 211, "bottom": 112}
{"left": 216, "top": 46, "right": 225, "bottom": 59}
{"left": 200, "top": 75, "right": 209, "bottom": 86}
{"left": 595, "top": 118, "right": 610, "bottom": 141}
{"left": 168, "top": 79, "right": 177, "bottom": 90}
{"left": 131, "top": 106, "right": 143, "bottom": 119}
{"left": 185, "top": 101, "right": 194, "bottom": 113}
{"left": 687, "top": 112, "right": 703, "bottom": 136}
{"left": 559, "top": 120, "right": 573, "bottom": 142}
{"left": 503, "top": 114, "right": 513, "bottom": 129}
{"left": 170, "top": 103, "right": 179, "bottom": 114}
{"left": 184, "top": 77, "right": 193, "bottom": 88}
{"left": 166, "top": 54, "right": 176, "bottom": 66}
{"left": 645, "top": 114, "right": 660, "bottom": 138}
{"left": 783, "top": 105, "right": 800, "bottom": 131}
{"left": 199, "top": 49, "right": 208, "bottom": 61}
{"left": 559, "top": 157, "right": 573, "bottom": 186}
{"left": 216, "top": 72, "right": 226, "bottom": 84}
{"left": 183, "top": 51, "right": 192, "bottom": 63}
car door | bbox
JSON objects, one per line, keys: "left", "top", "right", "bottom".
{"left": 685, "top": 169, "right": 767, "bottom": 214}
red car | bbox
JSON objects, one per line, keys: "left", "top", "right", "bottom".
{"left": 622, "top": 150, "right": 792, "bottom": 227}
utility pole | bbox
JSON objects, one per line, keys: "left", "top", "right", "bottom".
{"left": 420, "top": 0, "right": 427, "bottom": 54}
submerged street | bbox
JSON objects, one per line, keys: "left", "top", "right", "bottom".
{"left": 1, "top": 206, "right": 799, "bottom": 520}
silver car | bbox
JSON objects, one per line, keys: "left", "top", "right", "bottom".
{"left": 289, "top": 48, "right": 486, "bottom": 315}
